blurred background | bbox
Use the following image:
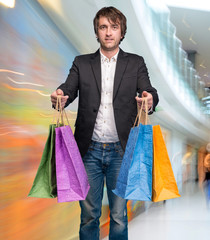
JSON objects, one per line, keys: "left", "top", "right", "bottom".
{"left": 0, "top": 0, "right": 209, "bottom": 239}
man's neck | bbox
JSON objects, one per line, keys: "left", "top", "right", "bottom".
{"left": 100, "top": 47, "right": 119, "bottom": 60}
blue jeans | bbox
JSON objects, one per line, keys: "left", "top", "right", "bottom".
{"left": 79, "top": 141, "right": 128, "bottom": 240}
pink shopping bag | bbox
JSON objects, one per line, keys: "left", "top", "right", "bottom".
{"left": 55, "top": 125, "right": 90, "bottom": 203}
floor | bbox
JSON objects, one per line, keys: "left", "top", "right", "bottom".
{"left": 103, "top": 181, "right": 210, "bottom": 240}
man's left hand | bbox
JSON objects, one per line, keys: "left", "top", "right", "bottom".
{"left": 135, "top": 91, "right": 153, "bottom": 111}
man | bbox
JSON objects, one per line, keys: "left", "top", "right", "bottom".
{"left": 51, "top": 7, "right": 158, "bottom": 240}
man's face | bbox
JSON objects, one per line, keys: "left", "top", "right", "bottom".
{"left": 96, "top": 16, "right": 122, "bottom": 52}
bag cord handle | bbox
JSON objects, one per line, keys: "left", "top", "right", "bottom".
{"left": 133, "top": 97, "right": 148, "bottom": 127}
{"left": 53, "top": 96, "right": 70, "bottom": 127}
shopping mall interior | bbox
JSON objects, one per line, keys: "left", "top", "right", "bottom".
{"left": 0, "top": 0, "right": 209, "bottom": 239}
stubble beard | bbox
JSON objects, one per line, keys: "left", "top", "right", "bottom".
{"left": 100, "top": 41, "right": 120, "bottom": 52}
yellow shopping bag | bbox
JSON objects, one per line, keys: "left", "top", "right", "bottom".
{"left": 152, "top": 125, "right": 181, "bottom": 202}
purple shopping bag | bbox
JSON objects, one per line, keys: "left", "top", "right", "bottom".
{"left": 55, "top": 125, "right": 90, "bottom": 203}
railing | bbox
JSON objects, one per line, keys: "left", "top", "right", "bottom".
{"left": 132, "top": 0, "right": 209, "bottom": 117}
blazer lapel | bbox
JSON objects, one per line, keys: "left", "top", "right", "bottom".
{"left": 90, "top": 50, "right": 101, "bottom": 94}
{"left": 113, "top": 49, "right": 129, "bottom": 101}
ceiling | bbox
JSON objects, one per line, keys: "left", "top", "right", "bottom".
{"left": 168, "top": 6, "right": 210, "bottom": 88}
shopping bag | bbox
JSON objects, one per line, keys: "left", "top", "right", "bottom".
{"left": 113, "top": 98, "right": 153, "bottom": 201}
{"left": 112, "top": 125, "right": 140, "bottom": 198}
{"left": 207, "top": 179, "right": 210, "bottom": 201}
{"left": 28, "top": 124, "right": 57, "bottom": 198}
{"left": 124, "top": 123, "right": 153, "bottom": 200}
{"left": 55, "top": 97, "right": 90, "bottom": 203}
{"left": 152, "top": 125, "right": 181, "bottom": 202}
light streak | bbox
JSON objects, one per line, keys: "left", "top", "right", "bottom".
{"left": 7, "top": 77, "right": 44, "bottom": 87}
{"left": 0, "top": 126, "right": 20, "bottom": 130}
{"left": 0, "top": 130, "right": 28, "bottom": 136}
{"left": 182, "top": 15, "right": 191, "bottom": 28}
{"left": 3, "top": 83, "right": 42, "bottom": 92}
{"left": 200, "top": 61, "right": 207, "bottom": 69}
{"left": 189, "top": 34, "right": 197, "bottom": 45}
{"left": 0, "top": 69, "right": 24, "bottom": 75}
{"left": 36, "top": 91, "right": 50, "bottom": 97}
{"left": 2, "top": 83, "right": 50, "bottom": 96}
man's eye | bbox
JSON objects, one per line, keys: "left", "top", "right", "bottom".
{"left": 112, "top": 25, "right": 119, "bottom": 30}
{"left": 99, "top": 26, "right": 106, "bottom": 30}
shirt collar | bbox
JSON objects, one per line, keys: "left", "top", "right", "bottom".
{"left": 100, "top": 49, "right": 119, "bottom": 63}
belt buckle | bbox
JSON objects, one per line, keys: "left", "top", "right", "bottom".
{"left": 103, "top": 143, "right": 109, "bottom": 148}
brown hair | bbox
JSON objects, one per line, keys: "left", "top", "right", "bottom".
{"left": 93, "top": 6, "right": 127, "bottom": 43}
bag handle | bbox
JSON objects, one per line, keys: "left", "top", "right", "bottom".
{"left": 52, "top": 98, "right": 61, "bottom": 126}
{"left": 53, "top": 96, "right": 70, "bottom": 127}
{"left": 133, "top": 97, "right": 149, "bottom": 127}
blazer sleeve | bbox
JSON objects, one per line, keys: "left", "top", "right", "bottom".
{"left": 57, "top": 56, "right": 79, "bottom": 108}
{"left": 137, "top": 56, "right": 159, "bottom": 112}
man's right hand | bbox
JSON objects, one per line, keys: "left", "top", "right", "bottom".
{"left": 50, "top": 89, "right": 69, "bottom": 109}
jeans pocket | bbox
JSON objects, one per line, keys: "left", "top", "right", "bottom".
{"left": 87, "top": 143, "right": 94, "bottom": 152}
{"left": 115, "top": 144, "right": 124, "bottom": 158}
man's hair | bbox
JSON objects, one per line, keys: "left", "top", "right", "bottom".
{"left": 93, "top": 6, "right": 127, "bottom": 43}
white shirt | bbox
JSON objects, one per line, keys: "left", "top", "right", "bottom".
{"left": 92, "top": 50, "right": 119, "bottom": 142}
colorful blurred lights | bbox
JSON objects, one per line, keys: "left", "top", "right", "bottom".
{"left": 0, "top": 0, "right": 15, "bottom": 8}
{"left": 0, "top": 69, "right": 24, "bottom": 75}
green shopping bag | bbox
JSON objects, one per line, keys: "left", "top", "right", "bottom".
{"left": 28, "top": 124, "right": 57, "bottom": 198}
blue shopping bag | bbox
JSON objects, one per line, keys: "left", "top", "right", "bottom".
{"left": 124, "top": 123, "right": 153, "bottom": 200}
{"left": 112, "top": 125, "right": 140, "bottom": 198}
{"left": 113, "top": 98, "right": 153, "bottom": 201}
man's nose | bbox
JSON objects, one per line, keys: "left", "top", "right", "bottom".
{"left": 106, "top": 26, "right": 112, "bottom": 35}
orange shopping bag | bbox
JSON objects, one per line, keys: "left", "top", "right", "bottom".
{"left": 152, "top": 125, "right": 181, "bottom": 202}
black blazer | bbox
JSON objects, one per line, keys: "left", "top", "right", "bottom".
{"left": 59, "top": 49, "right": 159, "bottom": 157}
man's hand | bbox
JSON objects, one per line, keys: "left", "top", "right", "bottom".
{"left": 135, "top": 91, "right": 153, "bottom": 111}
{"left": 50, "top": 89, "right": 69, "bottom": 109}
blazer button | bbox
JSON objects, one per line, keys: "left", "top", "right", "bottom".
{"left": 93, "top": 109, "right": 97, "bottom": 113}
